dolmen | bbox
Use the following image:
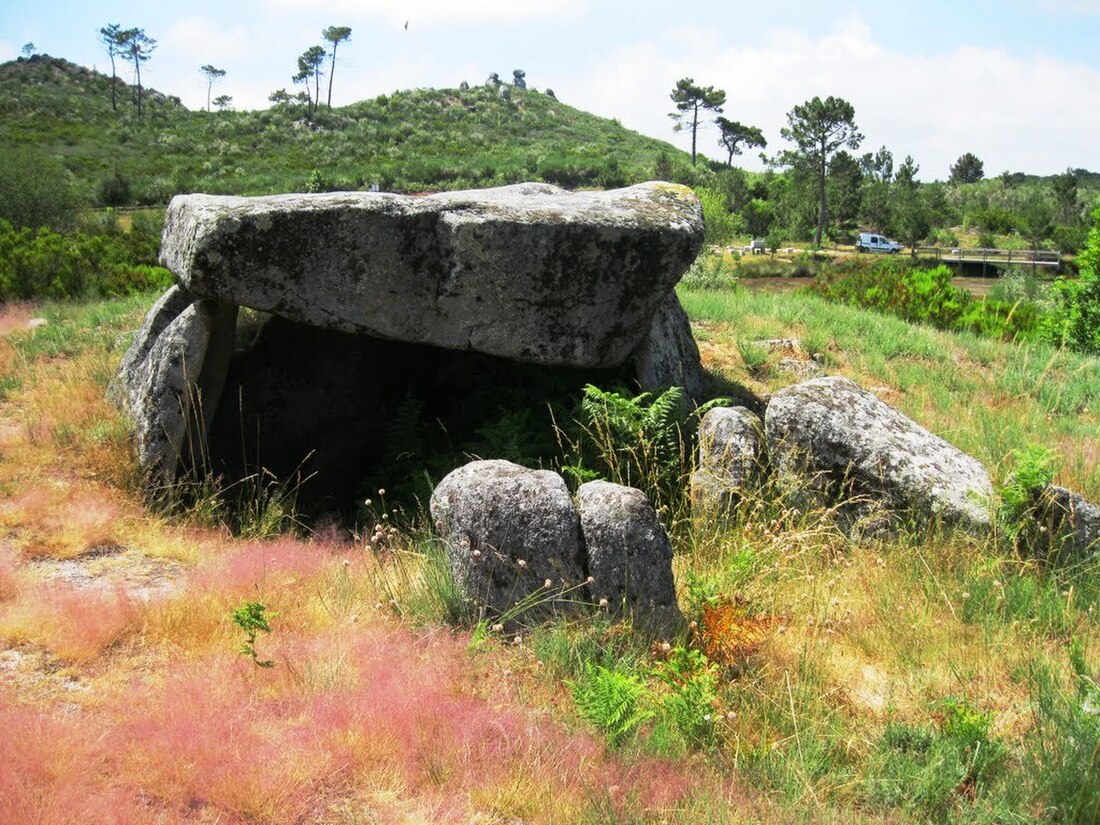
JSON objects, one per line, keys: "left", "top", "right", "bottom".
{"left": 111, "top": 182, "right": 706, "bottom": 488}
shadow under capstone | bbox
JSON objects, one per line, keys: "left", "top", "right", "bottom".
{"left": 196, "top": 311, "right": 634, "bottom": 522}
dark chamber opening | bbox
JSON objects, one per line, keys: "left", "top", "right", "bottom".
{"left": 199, "top": 312, "right": 633, "bottom": 521}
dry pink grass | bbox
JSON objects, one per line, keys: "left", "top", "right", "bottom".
{"left": 0, "top": 619, "right": 718, "bottom": 823}
{"left": 1, "top": 584, "right": 142, "bottom": 663}
{"left": 0, "top": 553, "right": 16, "bottom": 602}
{"left": 208, "top": 537, "right": 335, "bottom": 593}
{"left": 2, "top": 484, "right": 128, "bottom": 560}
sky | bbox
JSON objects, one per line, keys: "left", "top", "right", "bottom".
{"left": 2, "top": 0, "right": 1098, "bottom": 180}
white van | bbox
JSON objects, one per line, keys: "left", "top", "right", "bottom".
{"left": 856, "top": 233, "right": 903, "bottom": 253}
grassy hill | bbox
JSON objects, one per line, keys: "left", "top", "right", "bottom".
{"left": 0, "top": 54, "right": 690, "bottom": 205}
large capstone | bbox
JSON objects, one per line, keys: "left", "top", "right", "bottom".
{"left": 160, "top": 182, "right": 702, "bottom": 368}
{"left": 430, "top": 460, "right": 587, "bottom": 621}
{"left": 765, "top": 376, "right": 993, "bottom": 532}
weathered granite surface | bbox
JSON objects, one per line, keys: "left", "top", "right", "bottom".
{"left": 766, "top": 376, "right": 993, "bottom": 532}
{"left": 160, "top": 182, "right": 702, "bottom": 368}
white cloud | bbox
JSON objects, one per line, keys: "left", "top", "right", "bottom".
{"left": 261, "top": 0, "right": 589, "bottom": 26}
{"left": 161, "top": 16, "right": 264, "bottom": 61}
{"left": 559, "top": 15, "right": 1100, "bottom": 177}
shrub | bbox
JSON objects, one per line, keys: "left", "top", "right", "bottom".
{"left": 0, "top": 147, "right": 79, "bottom": 230}
{"left": 96, "top": 171, "right": 132, "bottom": 207}
{"left": 810, "top": 258, "right": 1042, "bottom": 341}
{"left": 930, "top": 227, "right": 959, "bottom": 247}
{"left": 0, "top": 219, "right": 170, "bottom": 301}
{"left": 1042, "top": 206, "right": 1100, "bottom": 353}
{"left": 680, "top": 252, "right": 739, "bottom": 290}
{"left": 1052, "top": 225, "right": 1088, "bottom": 255}
{"left": 971, "top": 207, "right": 1019, "bottom": 235}
{"left": 696, "top": 187, "right": 742, "bottom": 246}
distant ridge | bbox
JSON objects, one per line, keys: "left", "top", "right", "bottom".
{"left": 0, "top": 54, "right": 691, "bottom": 205}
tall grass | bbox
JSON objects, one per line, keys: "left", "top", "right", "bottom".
{"left": 680, "top": 285, "right": 1100, "bottom": 499}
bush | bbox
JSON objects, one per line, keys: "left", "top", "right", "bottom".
{"left": 930, "top": 227, "right": 959, "bottom": 247}
{"left": 971, "top": 207, "right": 1019, "bottom": 235}
{"left": 680, "top": 253, "right": 740, "bottom": 290}
{"left": 696, "top": 188, "right": 742, "bottom": 246}
{"left": 1042, "top": 207, "right": 1100, "bottom": 353}
{"left": 0, "top": 147, "right": 79, "bottom": 230}
{"left": 97, "top": 171, "right": 132, "bottom": 207}
{"left": 1053, "top": 225, "right": 1088, "bottom": 255}
{"left": 0, "top": 219, "right": 171, "bottom": 301}
{"left": 810, "top": 258, "right": 1042, "bottom": 341}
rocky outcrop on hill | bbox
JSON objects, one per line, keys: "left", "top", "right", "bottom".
{"left": 764, "top": 376, "right": 994, "bottom": 532}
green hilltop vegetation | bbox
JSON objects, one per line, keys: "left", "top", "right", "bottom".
{"left": 0, "top": 53, "right": 695, "bottom": 203}
{"left": 1, "top": 52, "right": 1097, "bottom": 258}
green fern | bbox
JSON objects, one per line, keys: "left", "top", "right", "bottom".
{"left": 565, "top": 384, "right": 696, "bottom": 528}
{"left": 568, "top": 663, "right": 652, "bottom": 748}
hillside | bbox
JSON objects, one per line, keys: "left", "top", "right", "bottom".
{"left": 0, "top": 55, "right": 689, "bottom": 204}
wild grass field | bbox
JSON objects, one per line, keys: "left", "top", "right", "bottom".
{"left": 2, "top": 275, "right": 1100, "bottom": 823}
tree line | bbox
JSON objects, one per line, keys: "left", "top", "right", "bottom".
{"left": 667, "top": 77, "right": 1090, "bottom": 252}
{"left": 96, "top": 23, "right": 353, "bottom": 120}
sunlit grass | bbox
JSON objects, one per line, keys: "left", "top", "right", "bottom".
{"left": 2, "top": 286, "right": 1100, "bottom": 821}
{"left": 681, "top": 285, "right": 1100, "bottom": 498}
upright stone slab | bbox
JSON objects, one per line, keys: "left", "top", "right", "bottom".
{"left": 690, "top": 406, "right": 764, "bottom": 518}
{"left": 765, "top": 376, "right": 993, "bottom": 532}
{"left": 160, "top": 182, "right": 703, "bottom": 369}
{"left": 1023, "top": 485, "right": 1100, "bottom": 560}
{"left": 576, "top": 480, "right": 680, "bottom": 630}
{"left": 430, "top": 460, "right": 587, "bottom": 621}
{"left": 632, "top": 290, "right": 706, "bottom": 402}
{"left": 111, "top": 286, "right": 236, "bottom": 482}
